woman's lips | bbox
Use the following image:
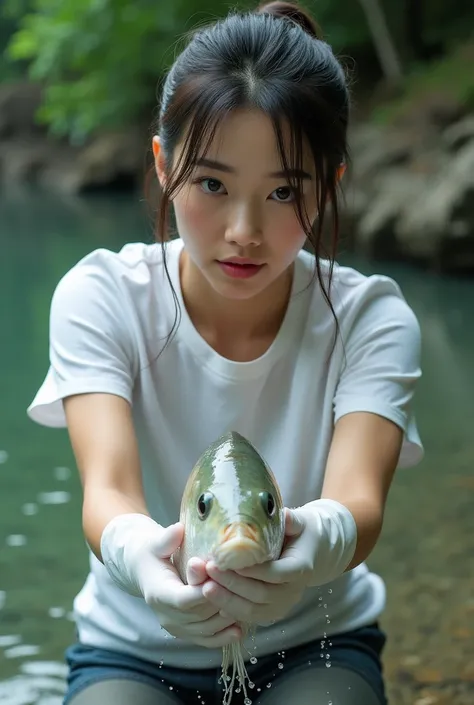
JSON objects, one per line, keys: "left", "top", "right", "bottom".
{"left": 217, "top": 260, "right": 264, "bottom": 279}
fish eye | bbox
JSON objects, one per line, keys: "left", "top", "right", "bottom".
{"left": 197, "top": 492, "right": 213, "bottom": 520}
{"left": 259, "top": 491, "right": 276, "bottom": 518}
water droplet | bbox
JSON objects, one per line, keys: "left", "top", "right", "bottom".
{"left": 266, "top": 683, "right": 272, "bottom": 688}
{"left": 318, "top": 596, "right": 323, "bottom": 601}
{"left": 0, "top": 450, "right": 9, "bottom": 464}
{"left": 22, "top": 502, "right": 38, "bottom": 516}
{"left": 169, "top": 686, "right": 173, "bottom": 691}
{"left": 249, "top": 682, "right": 255, "bottom": 689}
{"left": 48, "top": 607, "right": 65, "bottom": 619}
{"left": 159, "top": 660, "right": 163, "bottom": 667}
{"left": 244, "top": 699, "right": 252, "bottom": 705}
{"left": 325, "top": 662, "right": 331, "bottom": 668}
{"left": 38, "top": 491, "right": 71, "bottom": 505}
{"left": 0, "top": 635, "right": 21, "bottom": 647}
{"left": 326, "top": 654, "right": 330, "bottom": 659}
{"left": 5, "top": 644, "right": 40, "bottom": 658}
{"left": 54, "top": 466, "right": 71, "bottom": 481}
{"left": 20, "top": 660, "right": 68, "bottom": 677}
{"left": 326, "top": 619, "right": 331, "bottom": 624}
{"left": 6, "top": 534, "right": 27, "bottom": 547}
{"left": 277, "top": 663, "right": 284, "bottom": 669}
{"left": 236, "top": 688, "right": 241, "bottom": 694}
{"left": 257, "top": 688, "right": 261, "bottom": 693}
{"left": 250, "top": 656, "right": 257, "bottom": 664}
{"left": 280, "top": 629, "right": 285, "bottom": 634}
{"left": 320, "top": 654, "right": 324, "bottom": 658}
{"left": 328, "top": 588, "right": 333, "bottom": 594}
{"left": 323, "top": 604, "right": 328, "bottom": 608}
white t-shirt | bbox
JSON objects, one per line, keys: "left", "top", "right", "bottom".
{"left": 28, "top": 237, "right": 423, "bottom": 668}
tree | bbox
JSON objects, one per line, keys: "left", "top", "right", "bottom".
{"left": 357, "top": 0, "right": 403, "bottom": 83}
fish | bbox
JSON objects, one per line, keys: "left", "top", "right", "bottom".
{"left": 173, "top": 430, "right": 285, "bottom": 704}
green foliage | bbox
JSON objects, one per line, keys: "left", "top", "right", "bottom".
{"left": 2, "top": 0, "right": 474, "bottom": 141}
{"left": 372, "top": 39, "right": 474, "bottom": 125}
{"left": 1, "top": 0, "right": 370, "bottom": 140}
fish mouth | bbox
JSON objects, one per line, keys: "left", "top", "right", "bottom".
{"left": 212, "top": 522, "right": 268, "bottom": 571}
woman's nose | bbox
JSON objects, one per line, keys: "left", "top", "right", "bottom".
{"left": 224, "top": 203, "right": 263, "bottom": 247}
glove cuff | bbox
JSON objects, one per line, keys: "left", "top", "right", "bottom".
{"left": 303, "top": 498, "right": 358, "bottom": 587}
{"left": 100, "top": 513, "right": 161, "bottom": 596}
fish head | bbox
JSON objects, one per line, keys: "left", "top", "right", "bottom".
{"left": 176, "top": 431, "right": 285, "bottom": 578}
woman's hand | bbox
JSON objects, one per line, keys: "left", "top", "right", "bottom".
{"left": 202, "top": 499, "right": 357, "bottom": 625}
{"left": 101, "top": 514, "right": 242, "bottom": 647}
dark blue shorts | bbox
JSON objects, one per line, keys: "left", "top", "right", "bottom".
{"left": 64, "top": 622, "right": 387, "bottom": 705}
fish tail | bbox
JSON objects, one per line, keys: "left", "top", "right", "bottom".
{"left": 220, "top": 636, "right": 254, "bottom": 705}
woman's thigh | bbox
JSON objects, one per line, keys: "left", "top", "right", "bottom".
{"left": 255, "top": 665, "right": 382, "bottom": 705}
{"left": 68, "top": 678, "right": 182, "bottom": 705}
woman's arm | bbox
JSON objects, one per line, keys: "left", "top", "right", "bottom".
{"left": 321, "top": 410, "right": 403, "bottom": 570}
{"left": 64, "top": 392, "right": 149, "bottom": 562}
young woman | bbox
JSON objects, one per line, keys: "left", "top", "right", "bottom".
{"left": 28, "top": 2, "right": 424, "bottom": 704}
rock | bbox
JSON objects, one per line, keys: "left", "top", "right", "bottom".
{"left": 0, "top": 82, "right": 148, "bottom": 194}
{"left": 414, "top": 668, "right": 444, "bottom": 684}
{"left": 349, "top": 124, "right": 414, "bottom": 182}
{"left": 0, "top": 82, "right": 43, "bottom": 138}
{"left": 394, "top": 91, "right": 466, "bottom": 131}
{"left": 0, "top": 137, "right": 62, "bottom": 186}
{"left": 443, "top": 116, "right": 474, "bottom": 151}
{"left": 75, "top": 129, "right": 147, "bottom": 192}
{"left": 355, "top": 169, "right": 427, "bottom": 259}
{"left": 396, "top": 143, "right": 474, "bottom": 269}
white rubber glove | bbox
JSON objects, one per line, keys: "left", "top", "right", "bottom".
{"left": 204, "top": 499, "right": 357, "bottom": 625}
{"left": 100, "top": 513, "right": 241, "bottom": 647}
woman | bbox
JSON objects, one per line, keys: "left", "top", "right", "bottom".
{"left": 28, "top": 2, "right": 424, "bottom": 704}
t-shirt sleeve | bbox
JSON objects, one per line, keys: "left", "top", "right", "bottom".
{"left": 27, "top": 258, "right": 137, "bottom": 428}
{"left": 333, "top": 290, "right": 424, "bottom": 468}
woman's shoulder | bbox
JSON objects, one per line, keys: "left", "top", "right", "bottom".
{"left": 297, "top": 249, "right": 418, "bottom": 326}
{"left": 51, "top": 238, "right": 183, "bottom": 309}
{"left": 59, "top": 239, "right": 180, "bottom": 286}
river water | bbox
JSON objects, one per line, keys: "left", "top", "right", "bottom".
{"left": 1, "top": 191, "right": 473, "bottom": 704}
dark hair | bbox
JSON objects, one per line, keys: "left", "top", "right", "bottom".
{"left": 149, "top": 0, "right": 350, "bottom": 349}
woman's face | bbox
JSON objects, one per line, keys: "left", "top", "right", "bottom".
{"left": 153, "top": 108, "right": 318, "bottom": 302}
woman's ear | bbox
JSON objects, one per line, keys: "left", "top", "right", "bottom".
{"left": 152, "top": 136, "right": 167, "bottom": 188}
{"left": 336, "top": 163, "right": 346, "bottom": 182}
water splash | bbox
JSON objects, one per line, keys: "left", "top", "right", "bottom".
{"left": 21, "top": 504, "right": 38, "bottom": 516}
{"left": 0, "top": 661, "right": 66, "bottom": 705}
{"left": 53, "top": 467, "right": 71, "bottom": 481}
{"left": 5, "top": 645, "right": 40, "bottom": 659}
{"left": 38, "top": 492, "right": 70, "bottom": 505}
{"left": 48, "top": 607, "right": 66, "bottom": 619}
{"left": 6, "top": 535, "right": 27, "bottom": 547}
{"left": 0, "top": 635, "right": 21, "bottom": 648}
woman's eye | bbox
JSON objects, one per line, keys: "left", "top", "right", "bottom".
{"left": 270, "top": 186, "right": 295, "bottom": 203}
{"left": 200, "top": 178, "right": 226, "bottom": 194}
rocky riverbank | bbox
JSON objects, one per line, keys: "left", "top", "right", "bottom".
{"left": 0, "top": 81, "right": 473, "bottom": 272}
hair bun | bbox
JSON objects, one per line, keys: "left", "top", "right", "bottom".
{"left": 257, "top": 1, "right": 323, "bottom": 40}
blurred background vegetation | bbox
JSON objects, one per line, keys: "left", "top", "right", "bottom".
{"left": 1, "top": 0, "right": 473, "bottom": 141}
